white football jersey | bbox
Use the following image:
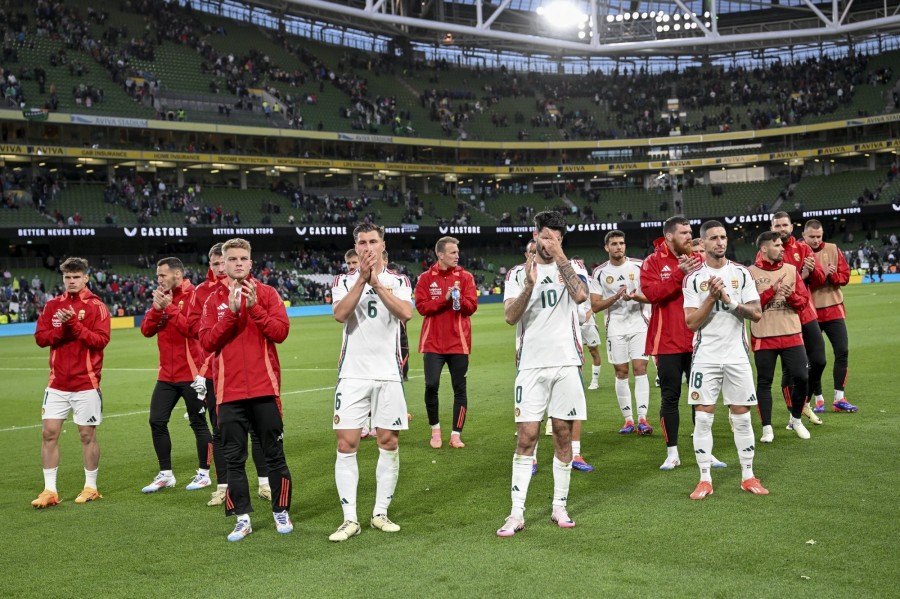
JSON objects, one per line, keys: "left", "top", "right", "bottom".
{"left": 590, "top": 259, "right": 650, "bottom": 337}
{"left": 332, "top": 268, "right": 412, "bottom": 381}
{"left": 682, "top": 261, "right": 759, "bottom": 364}
{"left": 504, "top": 259, "right": 588, "bottom": 370}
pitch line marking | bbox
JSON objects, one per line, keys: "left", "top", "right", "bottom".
{"left": 0, "top": 377, "right": 420, "bottom": 432}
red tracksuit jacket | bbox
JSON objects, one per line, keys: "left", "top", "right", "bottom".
{"left": 198, "top": 275, "right": 289, "bottom": 404}
{"left": 34, "top": 287, "right": 111, "bottom": 392}
{"left": 140, "top": 279, "right": 204, "bottom": 383}
{"left": 415, "top": 264, "right": 477, "bottom": 355}
{"left": 188, "top": 268, "right": 226, "bottom": 378}
{"left": 640, "top": 237, "right": 700, "bottom": 355}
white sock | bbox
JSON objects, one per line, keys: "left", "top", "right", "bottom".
{"left": 551, "top": 456, "right": 572, "bottom": 507}
{"left": 511, "top": 454, "right": 533, "bottom": 519}
{"left": 237, "top": 514, "right": 250, "bottom": 524}
{"left": 217, "top": 483, "right": 228, "bottom": 491}
{"left": 335, "top": 451, "right": 359, "bottom": 522}
{"left": 84, "top": 468, "right": 98, "bottom": 489}
{"left": 591, "top": 364, "right": 601, "bottom": 380}
{"left": 731, "top": 411, "right": 755, "bottom": 481}
{"left": 693, "top": 412, "right": 714, "bottom": 482}
{"left": 571, "top": 440, "right": 581, "bottom": 457}
{"left": 198, "top": 468, "right": 210, "bottom": 477}
{"left": 431, "top": 423, "right": 440, "bottom": 430}
{"left": 451, "top": 431, "right": 461, "bottom": 438}
{"left": 258, "top": 476, "right": 269, "bottom": 487}
{"left": 43, "top": 467, "right": 58, "bottom": 493}
{"left": 667, "top": 445, "right": 679, "bottom": 459}
{"left": 815, "top": 394, "right": 825, "bottom": 404}
{"left": 161, "top": 469, "right": 173, "bottom": 477}
{"left": 834, "top": 390, "right": 845, "bottom": 401}
{"left": 614, "top": 377, "right": 633, "bottom": 421}
{"left": 634, "top": 375, "right": 650, "bottom": 420}
{"left": 373, "top": 447, "right": 399, "bottom": 516}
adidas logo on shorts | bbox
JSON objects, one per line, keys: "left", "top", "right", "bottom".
{"left": 392, "top": 418, "right": 403, "bottom": 426}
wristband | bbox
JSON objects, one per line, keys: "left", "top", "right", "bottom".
{"left": 728, "top": 299, "right": 740, "bottom": 310}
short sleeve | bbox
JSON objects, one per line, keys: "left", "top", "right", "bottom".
{"left": 504, "top": 266, "right": 523, "bottom": 302}
{"left": 682, "top": 275, "right": 700, "bottom": 309}
{"left": 331, "top": 275, "right": 349, "bottom": 306}
{"left": 739, "top": 268, "right": 760, "bottom": 304}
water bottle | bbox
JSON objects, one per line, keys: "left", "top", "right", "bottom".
{"left": 451, "top": 287, "right": 461, "bottom": 311}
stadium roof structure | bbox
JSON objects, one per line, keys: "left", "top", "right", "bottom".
{"left": 255, "top": 0, "right": 900, "bottom": 57}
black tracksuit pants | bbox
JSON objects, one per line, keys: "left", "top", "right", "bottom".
{"left": 218, "top": 396, "right": 291, "bottom": 516}
{"left": 423, "top": 353, "right": 469, "bottom": 432}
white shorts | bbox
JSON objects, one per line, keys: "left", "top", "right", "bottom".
{"left": 580, "top": 322, "right": 601, "bottom": 348}
{"left": 607, "top": 331, "right": 649, "bottom": 365}
{"left": 42, "top": 387, "right": 103, "bottom": 426}
{"left": 514, "top": 366, "right": 587, "bottom": 423}
{"left": 333, "top": 378, "right": 409, "bottom": 431}
{"left": 687, "top": 363, "right": 757, "bottom": 406}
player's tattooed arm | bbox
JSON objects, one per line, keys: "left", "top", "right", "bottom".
{"left": 504, "top": 282, "right": 534, "bottom": 325}
{"left": 556, "top": 258, "right": 589, "bottom": 303}
{"left": 732, "top": 299, "right": 762, "bottom": 322}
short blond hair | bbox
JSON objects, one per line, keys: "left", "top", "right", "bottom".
{"left": 435, "top": 236, "right": 459, "bottom": 254}
{"left": 222, "top": 238, "right": 251, "bottom": 254}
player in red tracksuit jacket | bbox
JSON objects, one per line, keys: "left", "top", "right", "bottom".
{"left": 138, "top": 257, "right": 214, "bottom": 496}
{"left": 803, "top": 219, "right": 857, "bottom": 413}
{"left": 188, "top": 244, "right": 270, "bottom": 507}
{"left": 199, "top": 238, "right": 293, "bottom": 542}
{"left": 640, "top": 216, "right": 703, "bottom": 471}
{"left": 32, "top": 257, "right": 110, "bottom": 509}
{"left": 767, "top": 212, "right": 828, "bottom": 431}
{"left": 750, "top": 231, "right": 813, "bottom": 442}
{"left": 414, "top": 236, "right": 478, "bottom": 449}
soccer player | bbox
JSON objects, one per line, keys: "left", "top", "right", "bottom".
{"left": 345, "top": 249, "right": 360, "bottom": 272}
{"left": 766, "top": 212, "right": 827, "bottom": 440}
{"left": 572, "top": 255, "right": 603, "bottom": 391}
{"left": 329, "top": 224, "right": 412, "bottom": 542}
{"left": 590, "top": 230, "right": 653, "bottom": 436}
{"left": 415, "top": 236, "right": 477, "bottom": 449}
{"left": 199, "top": 238, "right": 293, "bottom": 542}
{"left": 683, "top": 221, "right": 768, "bottom": 499}
{"left": 803, "top": 219, "right": 857, "bottom": 413}
{"left": 497, "top": 210, "right": 589, "bottom": 537}
{"left": 139, "top": 257, "right": 214, "bottom": 494}
{"left": 640, "top": 216, "right": 702, "bottom": 470}
{"left": 32, "top": 257, "right": 110, "bottom": 507}
{"left": 188, "top": 243, "right": 271, "bottom": 506}
{"left": 749, "top": 232, "right": 812, "bottom": 440}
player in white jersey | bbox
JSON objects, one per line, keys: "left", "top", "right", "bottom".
{"left": 571, "top": 256, "right": 603, "bottom": 391}
{"left": 590, "top": 230, "right": 653, "bottom": 436}
{"left": 497, "top": 211, "right": 590, "bottom": 537}
{"left": 328, "top": 224, "right": 413, "bottom": 541}
{"left": 682, "top": 220, "right": 769, "bottom": 500}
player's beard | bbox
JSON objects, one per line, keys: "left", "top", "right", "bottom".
{"left": 535, "top": 241, "right": 553, "bottom": 263}
{"left": 675, "top": 238, "right": 693, "bottom": 256}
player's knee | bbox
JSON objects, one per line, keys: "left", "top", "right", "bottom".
{"left": 336, "top": 437, "right": 360, "bottom": 453}
{"left": 41, "top": 427, "right": 60, "bottom": 443}
{"left": 78, "top": 428, "right": 96, "bottom": 444}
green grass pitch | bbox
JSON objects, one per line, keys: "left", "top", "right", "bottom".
{"left": 1, "top": 285, "right": 898, "bottom": 598}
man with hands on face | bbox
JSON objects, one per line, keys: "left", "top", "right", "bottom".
{"left": 329, "top": 224, "right": 413, "bottom": 542}
{"left": 498, "top": 211, "right": 589, "bottom": 537}
{"left": 199, "top": 238, "right": 293, "bottom": 542}
{"left": 683, "top": 221, "right": 767, "bottom": 500}
{"left": 139, "top": 257, "right": 214, "bottom": 494}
